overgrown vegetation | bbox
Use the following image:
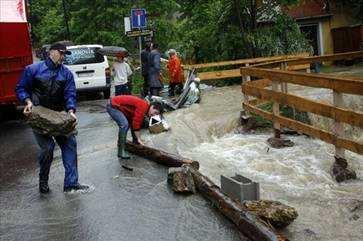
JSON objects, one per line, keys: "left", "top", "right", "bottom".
{"left": 29, "top": 0, "right": 313, "bottom": 63}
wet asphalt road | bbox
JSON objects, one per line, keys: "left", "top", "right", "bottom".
{"left": 0, "top": 97, "right": 247, "bottom": 241}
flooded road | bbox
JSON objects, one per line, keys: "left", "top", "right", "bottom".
{"left": 146, "top": 86, "right": 363, "bottom": 241}
{"left": 0, "top": 98, "right": 246, "bottom": 241}
{"left": 1, "top": 83, "right": 362, "bottom": 241}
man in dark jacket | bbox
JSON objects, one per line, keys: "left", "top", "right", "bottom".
{"left": 148, "top": 43, "right": 163, "bottom": 96}
{"left": 15, "top": 42, "right": 90, "bottom": 194}
{"left": 106, "top": 95, "right": 163, "bottom": 159}
{"left": 140, "top": 42, "right": 151, "bottom": 98}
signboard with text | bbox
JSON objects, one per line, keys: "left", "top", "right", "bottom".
{"left": 126, "top": 29, "right": 153, "bottom": 37}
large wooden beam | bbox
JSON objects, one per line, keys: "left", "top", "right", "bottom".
{"left": 242, "top": 84, "right": 363, "bottom": 127}
{"left": 198, "top": 68, "right": 241, "bottom": 80}
{"left": 240, "top": 68, "right": 363, "bottom": 95}
{"left": 126, "top": 142, "right": 286, "bottom": 241}
{"left": 126, "top": 141, "right": 199, "bottom": 169}
{"left": 190, "top": 168, "right": 284, "bottom": 241}
{"left": 183, "top": 52, "right": 309, "bottom": 70}
{"left": 254, "top": 51, "right": 363, "bottom": 69}
{"left": 243, "top": 103, "right": 363, "bottom": 155}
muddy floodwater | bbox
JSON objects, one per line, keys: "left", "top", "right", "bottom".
{"left": 1, "top": 83, "right": 362, "bottom": 241}
{"left": 147, "top": 85, "right": 363, "bottom": 241}
{"left": 0, "top": 98, "right": 247, "bottom": 241}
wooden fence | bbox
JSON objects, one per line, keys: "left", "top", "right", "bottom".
{"left": 183, "top": 53, "right": 310, "bottom": 81}
{"left": 240, "top": 51, "right": 363, "bottom": 157}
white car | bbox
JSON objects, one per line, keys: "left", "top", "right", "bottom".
{"left": 64, "top": 45, "right": 111, "bottom": 98}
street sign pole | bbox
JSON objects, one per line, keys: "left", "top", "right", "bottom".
{"left": 128, "top": 9, "right": 150, "bottom": 77}
{"left": 139, "top": 35, "right": 142, "bottom": 76}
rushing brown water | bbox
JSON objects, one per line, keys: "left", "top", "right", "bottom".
{"left": 145, "top": 85, "right": 363, "bottom": 241}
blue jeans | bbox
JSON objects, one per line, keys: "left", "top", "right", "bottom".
{"left": 115, "top": 84, "right": 130, "bottom": 96}
{"left": 33, "top": 131, "right": 78, "bottom": 188}
{"left": 106, "top": 104, "right": 129, "bottom": 135}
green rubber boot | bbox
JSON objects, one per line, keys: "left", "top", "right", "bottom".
{"left": 118, "top": 133, "right": 130, "bottom": 159}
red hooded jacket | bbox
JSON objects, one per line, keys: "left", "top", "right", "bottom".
{"left": 167, "top": 55, "right": 182, "bottom": 84}
{"left": 111, "top": 95, "right": 150, "bottom": 131}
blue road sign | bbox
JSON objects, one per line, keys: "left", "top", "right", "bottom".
{"left": 131, "top": 9, "right": 147, "bottom": 29}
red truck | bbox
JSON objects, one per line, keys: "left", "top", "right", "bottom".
{"left": 0, "top": 0, "right": 32, "bottom": 108}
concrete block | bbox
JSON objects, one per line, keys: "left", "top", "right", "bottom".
{"left": 221, "top": 174, "right": 260, "bottom": 202}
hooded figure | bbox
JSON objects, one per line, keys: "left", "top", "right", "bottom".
{"left": 167, "top": 49, "right": 183, "bottom": 96}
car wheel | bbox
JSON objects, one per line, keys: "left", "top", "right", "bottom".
{"left": 103, "top": 89, "right": 111, "bottom": 99}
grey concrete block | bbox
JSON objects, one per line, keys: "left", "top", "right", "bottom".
{"left": 221, "top": 174, "right": 260, "bottom": 202}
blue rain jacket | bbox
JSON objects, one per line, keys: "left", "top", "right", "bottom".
{"left": 16, "top": 58, "right": 76, "bottom": 112}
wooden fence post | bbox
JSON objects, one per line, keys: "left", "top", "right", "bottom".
{"left": 242, "top": 63, "right": 251, "bottom": 115}
{"left": 280, "top": 62, "right": 288, "bottom": 93}
{"left": 272, "top": 80, "right": 281, "bottom": 138}
{"left": 333, "top": 91, "right": 345, "bottom": 158}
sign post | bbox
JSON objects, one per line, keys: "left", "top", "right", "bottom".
{"left": 128, "top": 9, "right": 149, "bottom": 78}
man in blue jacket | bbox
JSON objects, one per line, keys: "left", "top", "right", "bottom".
{"left": 148, "top": 43, "right": 163, "bottom": 96}
{"left": 16, "top": 42, "right": 90, "bottom": 194}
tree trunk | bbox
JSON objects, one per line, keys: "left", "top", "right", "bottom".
{"left": 234, "top": 0, "right": 245, "bottom": 33}
{"left": 190, "top": 168, "right": 286, "bottom": 241}
{"left": 125, "top": 141, "right": 200, "bottom": 169}
{"left": 126, "top": 143, "right": 287, "bottom": 241}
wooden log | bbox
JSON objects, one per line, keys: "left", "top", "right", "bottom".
{"left": 189, "top": 168, "right": 285, "bottom": 241}
{"left": 126, "top": 143, "right": 287, "bottom": 240}
{"left": 183, "top": 52, "right": 309, "bottom": 70}
{"left": 125, "top": 141, "right": 200, "bottom": 170}
{"left": 198, "top": 68, "right": 241, "bottom": 81}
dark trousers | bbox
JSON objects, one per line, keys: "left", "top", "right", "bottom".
{"left": 141, "top": 75, "right": 149, "bottom": 98}
{"left": 115, "top": 84, "right": 130, "bottom": 96}
{"left": 33, "top": 131, "right": 78, "bottom": 188}
{"left": 169, "top": 83, "right": 183, "bottom": 96}
{"left": 149, "top": 87, "right": 162, "bottom": 97}
{"left": 106, "top": 104, "right": 129, "bottom": 135}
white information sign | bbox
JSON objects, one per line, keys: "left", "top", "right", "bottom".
{"left": 0, "top": 0, "right": 27, "bottom": 23}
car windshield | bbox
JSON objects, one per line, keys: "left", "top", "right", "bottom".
{"left": 64, "top": 47, "right": 104, "bottom": 65}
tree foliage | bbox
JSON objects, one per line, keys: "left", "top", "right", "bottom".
{"left": 29, "top": 0, "right": 313, "bottom": 62}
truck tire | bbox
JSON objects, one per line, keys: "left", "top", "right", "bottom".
{"left": 103, "top": 88, "right": 111, "bottom": 99}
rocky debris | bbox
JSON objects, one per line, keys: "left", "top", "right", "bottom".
{"left": 349, "top": 200, "right": 363, "bottom": 213}
{"left": 167, "top": 165, "right": 196, "bottom": 194}
{"left": 281, "top": 127, "right": 299, "bottom": 135}
{"left": 242, "top": 200, "right": 298, "bottom": 229}
{"left": 267, "top": 137, "right": 294, "bottom": 148}
{"left": 303, "top": 228, "right": 318, "bottom": 239}
{"left": 331, "top": 156, "right": 357, "bottom": 183}
{"left": 238, "top": 118, "right": 258, "bottom": 133}
{"left": 347, "top": 199, "right": 362, "bottom": 221}
{"left": 27, "top": 106, "right": 76, "bottom": 136}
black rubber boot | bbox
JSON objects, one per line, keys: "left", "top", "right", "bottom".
{"left": 39, "top": 181, "right": 50, "bottom": 194}
{"left": 118, "top": 133, "right": 130, "bottom": 159}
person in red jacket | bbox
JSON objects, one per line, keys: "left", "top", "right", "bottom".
{"left": 106, "top": 95, "right": 163, "bottom": 159}
{"left": 167, "top": 49, "right": 183, "bottom": 97}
